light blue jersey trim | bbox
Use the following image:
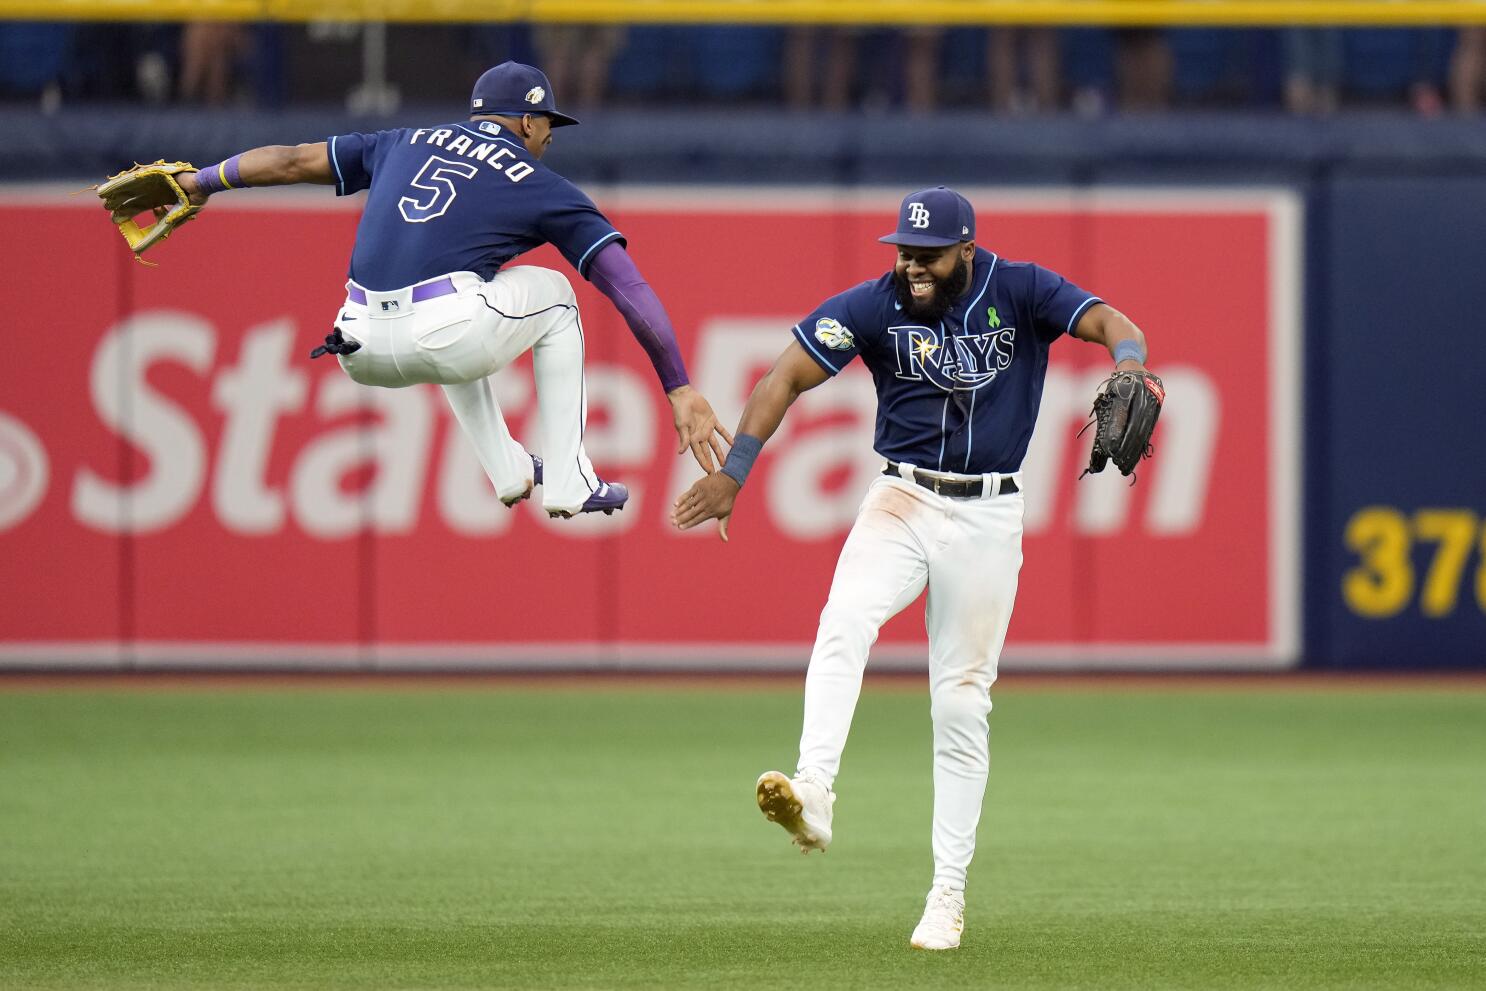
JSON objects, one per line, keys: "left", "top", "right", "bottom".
{"left": 577, "top": 231, "right": 624, "bottom": 277}
{"left": 963, "top": 390, "right": 977, "bottom": 471}
{"left": 328, "top": 135, "right": 346, "bottom": 195}
{"left": 793, "top": 324, "right": 844, "bottom": 375}
{"left": 936, "top": 320, "right": 950, "bottom": 470}
{"left": 964, "top": 251, "right": 998, "bottom": 318}
{"left": 957, "top": 254, "right": 997, "bottom": 471}
{"left": 937, "top": 394, "right": 950, "bottom": 471}
{"left": 1066, "top": 295, "right": 1103, "bottom": 336}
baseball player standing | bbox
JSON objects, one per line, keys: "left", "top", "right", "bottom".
{"left": 671, "top": 187, "right": 1158, "bottom": 949}
{"left": 110, "top": 61, "right": 729, "bottom": 516}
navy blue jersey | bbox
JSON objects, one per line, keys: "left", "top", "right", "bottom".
{"left": 792, "top": 247, "right": 1100, "bottom": 474}
{"left": 327, "top": 120, "right": 624, "bottom": 290}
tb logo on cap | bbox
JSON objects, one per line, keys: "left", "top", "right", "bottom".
{"left": 908, "top": 203, "right": 930, "bottom": 229}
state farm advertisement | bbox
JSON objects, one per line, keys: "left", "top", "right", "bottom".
{"left": 0, "top": 188, "right": 1299, "bottom": 668}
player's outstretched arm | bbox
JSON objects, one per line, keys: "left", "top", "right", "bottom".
{"left": 178, "top": 143, "right": 336, "bottom": 205}
{"left": 670, "top": 341, "right": 830, "bottom": 541}
{"left": 97, "top": 144, "right": 335, "bottom": 261}
{"left": 586, "top": 242, "right": 733, "bottom": 472}
{"left": 1073, "top": 302, "right": 1150, "bottom": 371}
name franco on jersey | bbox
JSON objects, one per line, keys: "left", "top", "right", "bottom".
{"left": 405, "top": 123, "right": 536, "bottom": 183}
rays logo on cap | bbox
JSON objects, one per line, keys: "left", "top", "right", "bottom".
{"left": 525, "top": 86, "right": 545, "bottom": 105}
{"left": 814, "top": 317, "right": 855, "bottom": 351}
{"left": 908, "top": 203, "right": 930, "bottom": 228}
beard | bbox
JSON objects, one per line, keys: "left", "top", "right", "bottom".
{"left": 893, "top": 256, "right": 971, "bottom": 324}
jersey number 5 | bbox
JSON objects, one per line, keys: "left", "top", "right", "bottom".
{"left": 399, "top": 156, "right": 480, "bottom": 224}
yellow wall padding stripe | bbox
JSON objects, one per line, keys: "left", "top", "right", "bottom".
{"left": 8, "top": 0, "right": 1486, "bottom": 25}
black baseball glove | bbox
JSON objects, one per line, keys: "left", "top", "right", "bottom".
{"left": 1081, "top": 370, "right": 1165, "bottom": 479}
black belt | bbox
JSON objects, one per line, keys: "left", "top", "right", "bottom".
{"left": 883, "top": 462, "right": 1019, "bottom": 498}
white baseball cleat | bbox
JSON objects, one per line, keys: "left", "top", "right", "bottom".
{"left": 755, "top": 770, "right": 835, "bottom": 853}
{"left": 909, "top": 885, "right": 965, "bottom": 950}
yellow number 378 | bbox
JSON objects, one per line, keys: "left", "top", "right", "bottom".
{"left": 1343, "top": 507, "right": 1486, "bottom": 618}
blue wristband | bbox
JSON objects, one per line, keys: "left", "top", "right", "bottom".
{"left": 1112, "top": 339, "right": 1146, "bottom": 365}
{"left": 720, "top": 434, "right": 764, "bottom": 488}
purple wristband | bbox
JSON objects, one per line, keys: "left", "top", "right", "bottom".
{"left": 193, "top": 154, "right": 245, "bottom": 195}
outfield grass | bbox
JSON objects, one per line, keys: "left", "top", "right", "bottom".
{"left": 1, "top": 681, "right": 1483, "bottom": 990}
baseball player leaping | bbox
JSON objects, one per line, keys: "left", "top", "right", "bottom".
{"left": 672, "top": 188, "right": 1158, "bottom": 950}
{"left": 103, "top": 61, "right": 730, "bottom": 516}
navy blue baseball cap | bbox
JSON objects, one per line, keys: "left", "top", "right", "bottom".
{"left": 879, "top": 187, "right": 976, "bottom": 247}
{"left": 470, "top": 61, "right": 579, "bottom": 127}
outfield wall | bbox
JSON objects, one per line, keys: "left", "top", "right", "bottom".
{"left": 0, "top": 166, "right": 1481, "bottom": 670}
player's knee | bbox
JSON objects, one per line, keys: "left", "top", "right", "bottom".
{"left": 540, "top": 267, "right": 578, "bottom": 305}
{"left": 930, "top": 682, "right": 992, "bottom": 731}
{"left": 815, "top": 600, "right": 879, "bottom": 650}
{"left": 931, "top": 685, "right": 991, "bottom": 773}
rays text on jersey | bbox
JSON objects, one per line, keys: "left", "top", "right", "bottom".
{"left": 888, "top": 324, "right": 1016, "bottom": 391}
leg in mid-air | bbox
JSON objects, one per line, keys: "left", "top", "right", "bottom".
{"left": 475, "top": 266, "right": 627, "bottom": 518}
{"left": 909, "top": 489, "right": 1024, "bottom": 950}
{"left": 440, "top": 378, "right": 540, "bottom": 506}
{"left": 758, "top": 476, "right": 932, "bottom": 853}
{"left": 333, "top": 279, "right": 541, "bottom": 507}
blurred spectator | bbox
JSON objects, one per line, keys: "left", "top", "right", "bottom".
{"left": 532, "top": 23, "right": 625, "bottom": 110}
{"left": 987, "top": 27, "right": 1060, "bottom": 113}
{"left": 784, "top": 26, "right": 945, "bottom": 112}
{"left": 1283, "top": 28, "right": 1342, "bottom": 114}
{"left": 902, "top": 27, "right": 943, "bottom": 113}
{"left": 1114, "top": 28, "right": 1173, "bottom": 109}
{"left": 1450, "top": 27, "right": 1486, "bottom": 112}
{"left": 783, "top": 26, "right": 857, "bottom": 110}
{"left": 179, "top": 21, "right": 245, "bottom": 105}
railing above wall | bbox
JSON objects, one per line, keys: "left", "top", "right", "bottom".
{"left": 8, "top": 109, "right": 1486, "bottom": 185}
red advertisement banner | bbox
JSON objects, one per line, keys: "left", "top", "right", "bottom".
{"left": 0, "top": 188, "right": 1299, "bottom": 668}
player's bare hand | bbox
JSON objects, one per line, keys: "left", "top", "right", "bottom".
{"left": 671, "top": 472, "right": 739, "bottom": 542}
{"left": 177, "top": 171, "right": 210, "bottom": 208}
{"left": 667, "top": 385, "right": 734, "bottom": 473}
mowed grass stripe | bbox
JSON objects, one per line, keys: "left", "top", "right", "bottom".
{"left": 1, "top": 687, "right": 1482, "bottom": 990}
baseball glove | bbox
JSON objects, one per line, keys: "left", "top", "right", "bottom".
{"left": 95, "top": 160, "right": 202, "bottom": 262}
{"left": 1081, "top": 370, "right": 1165, "bottom": 479}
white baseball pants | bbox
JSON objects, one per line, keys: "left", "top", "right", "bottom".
{"left": 796, "top": 470, "right": 1025, "bottom": 892}
{"left": 333, "top": 267, "right": 600, "bottom": 515}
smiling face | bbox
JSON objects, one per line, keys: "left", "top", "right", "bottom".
{"left": 892, "top": 242, "right": 975, "bottom": 323}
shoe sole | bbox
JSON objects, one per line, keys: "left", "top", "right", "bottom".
{"left": 500, "top": 483, "right": 535, "bottom": 508}
{"left": 756, "top": 771, "right": 827, "bottom": 852}
{"left": 546, "top": 505, "right": 623, "bottom": 519}
{"left": 909, "top": 939, "right": 961, "bottom": 951}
